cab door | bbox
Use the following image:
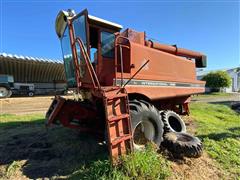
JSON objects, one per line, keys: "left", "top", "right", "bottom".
{"left": 70, "top": 9, "right": 96, "bottom": 88}
{"left": 98, "top": 30, "right": 116, "bottom": 85}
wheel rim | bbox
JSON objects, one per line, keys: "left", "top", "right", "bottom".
{"left": 0, "top": 87, "right": 9, "bottom": 98}
{"left": 133, "top": 119, "right": 155, "bottom": 148}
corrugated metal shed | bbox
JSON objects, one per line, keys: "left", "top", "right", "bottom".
{"left": 0, "top": 53, "right": 66, "bottom": 83}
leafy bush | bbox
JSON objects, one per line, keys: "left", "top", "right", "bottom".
{"left": 202, "top": 71, "right": 231, "bottom": 91}
{"left": 70, "top": 144, "right": 171, "bottom": 180}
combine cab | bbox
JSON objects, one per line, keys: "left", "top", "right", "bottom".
{"left": 46, "top": 9, "right": 206, "bottom": 163}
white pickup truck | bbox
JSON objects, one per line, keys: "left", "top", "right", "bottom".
{"left": 0, "top": 74, "right": 35, "bottom": 98}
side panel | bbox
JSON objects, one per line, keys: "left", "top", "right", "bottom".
{"left": 126, "top": 86, "right": 204, "bottom": 100}
{"left": 116, "top": 42, "right": 205, "bottom": 100}
{"left": 130, "top": 42, "right": 198, "bottom": 82}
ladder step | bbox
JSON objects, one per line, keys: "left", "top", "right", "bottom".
{"left": 108, "top": 114, "right": 130, "bottom": 122}
{"left": 107, "top": 93, "right": 128, "bottom": 100}
{"left": 111, "top": 134, "right": 132, "bottom": 146}
{"left": 103, "top": 87, "right": 133, "bottom": 164}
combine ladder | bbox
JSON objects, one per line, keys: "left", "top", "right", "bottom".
{"left": 75, "top": 37, "right": 133, "bottom": 163}
{"left": 103, "top": 87, "right": 133, "bottom": 164}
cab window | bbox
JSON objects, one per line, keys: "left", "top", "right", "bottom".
{"left": 101, "top": 31, "right": 115, "bottom": 58}
{"left": 61, "top": 27, "right": 76, "bottom": 87}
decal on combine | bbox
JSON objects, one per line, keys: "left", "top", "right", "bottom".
{"left": 115, "top": 79, "right": 205, "bottom": 88}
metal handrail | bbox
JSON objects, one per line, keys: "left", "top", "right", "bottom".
{"left": 115, "top": 36, "right": 130, "bottom": 46}
{"left": 114, "top": 36, "right": 131, "bottom": 86}
{"left": 74, "top": 37, "right": 101, "bottom": 89}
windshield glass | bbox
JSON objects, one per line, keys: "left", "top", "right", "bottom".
{"left": 0, "top": 75, "right": 8, "bottom": 82}
{"left": 60, "top": 13, "right": 88, "bottom": 88}
{"left": 72, "top": 14, "right": 87, "bottom": 78}
{"left": 61, "top": 27, "right": 77, "bottom": 88}
{"left": 0, "top": 75, "right": 13, "bottom": 83}
{"left": 73, "top": 15, "right": 87, "bottom": 47}
{"left": 8, "top": 76, "right": 14, "bottom": 82}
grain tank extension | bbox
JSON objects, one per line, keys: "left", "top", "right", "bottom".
{"left": 46, "top": 9, "right": 207, "bottom": 163}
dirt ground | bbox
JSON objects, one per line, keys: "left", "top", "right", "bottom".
{"left": 0, "top": 124, "right": 107, "bottom": 180}
{"left": 1, "top": 94, "right": 238, "bottom": 179}
{"left": 169, "top": 153, "right": 224, "bottom": 180}
{"left": 0, "top": 96, "right": 54, "bottom": 115}
{"left": 1, "top": 93, "right": 239, "bottom": 115}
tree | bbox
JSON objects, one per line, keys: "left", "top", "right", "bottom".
{"left": 202, "top": 71, "right": 231, "bottom": 92}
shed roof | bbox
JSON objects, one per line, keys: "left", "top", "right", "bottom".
{"left": 0, "top": 53, "right": 66, "bottom": 83}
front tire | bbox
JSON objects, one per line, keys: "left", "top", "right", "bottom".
{"left": 0, "top": 86, "right": 12, "bottom": 98}
{"left": 28, "top": 91, "right": 34, "bottom": 97}
{"left": 129, "top": 100, "right": 164, "bottom": 150}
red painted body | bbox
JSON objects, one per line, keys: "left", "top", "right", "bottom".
{"left": 46, "top": 9, "right": 207, "bottom": 163}
{"left": 87, "top": 28, "right": 206, "bottom": 102}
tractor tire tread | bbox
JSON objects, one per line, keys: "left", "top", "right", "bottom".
{"left": 163, "top": 132, "right": 203, "bottom": 158}
{"left": 129, "top": 99, "right": 164, "bottom": 149}
{"left": 161, "top": 110, "right": 186, "bottom": 133}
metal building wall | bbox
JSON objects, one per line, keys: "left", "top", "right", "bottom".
{"left": 0, "top": 53, "right": 66, "bottom": 94}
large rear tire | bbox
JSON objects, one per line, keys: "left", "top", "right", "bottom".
{"left": 129, "top": 100, "right": 164, "bottom": 150}
{"left": 0, "top": 86, "right": 12, "bottom": 98}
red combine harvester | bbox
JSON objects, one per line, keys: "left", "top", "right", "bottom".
{"left": 46, "top": 9, "right": 206, "bottom": 163}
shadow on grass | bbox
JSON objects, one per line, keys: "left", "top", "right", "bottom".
{"left": 209, "top": 101, "right": 236, "bottom": 107}
{"left": 198, "top": 127, "right": 240, "bottom": 141}
{"left": 209, "top": 101, "right": 240, "bottom": 114}
{"left": 0, "top": 118, "right": 108, "bottom": 179}
{"left": 0, "top": 119, "right": 44, "bottom": 128}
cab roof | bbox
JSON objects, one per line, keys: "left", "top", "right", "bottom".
{"left": 88, "top": 14, "right": 122, "bottom": 31}
{"left": 55, "top": 9, "right": 122, "bottom": 38}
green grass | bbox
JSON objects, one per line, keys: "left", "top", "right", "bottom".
{"left": 190, "top": 102, "right": 240, "bottom": 177}
{"left": 192, "top": 92, "right": 232, "bottom": 99}
{"left": 69, "top": 144, "right": 171, "bottom": 180}
{"left": 0, "top": 113, "right": 44, "bottom": 127}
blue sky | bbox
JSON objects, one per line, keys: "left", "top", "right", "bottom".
{"left": 0, "top": 1, "right": 239, "bottom": 70}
